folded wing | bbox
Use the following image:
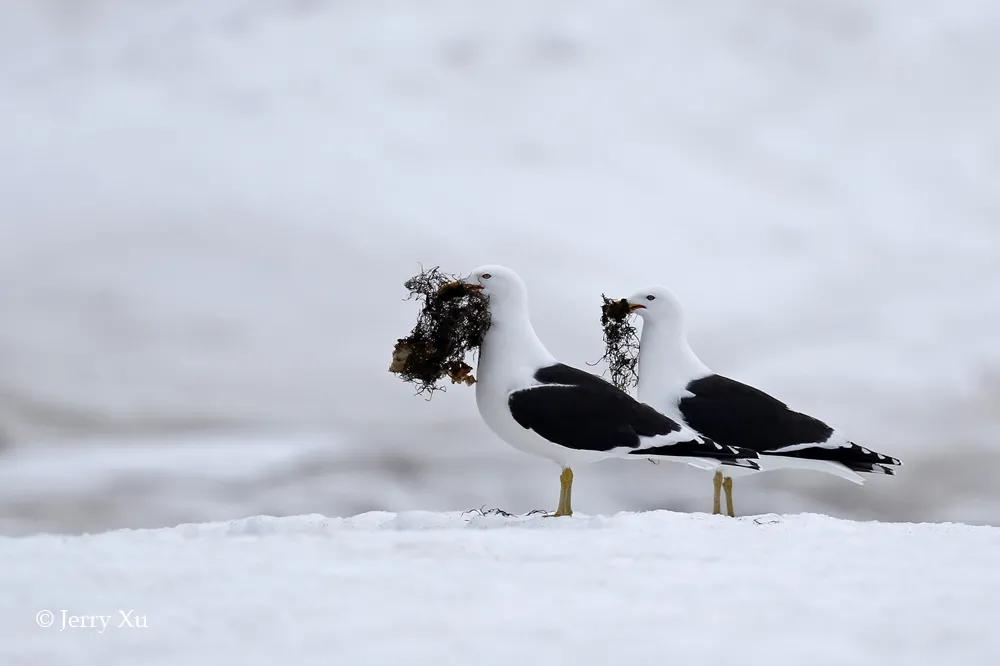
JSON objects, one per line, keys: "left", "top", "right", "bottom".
{"left": 509, "top": 364, "right": 757, "bottom": 466}
{"left": 680, "top": 374, "right": 901, "bottom": 470}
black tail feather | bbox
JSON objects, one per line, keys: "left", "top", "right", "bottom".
{"left": 767, "top": 442, "right": 902, "bottom": 469}
{"left": 722, "top": 458, "right": 761, "bottom": 470}
{"left": 845, "top": 462, "right": 896, "bottom": 476}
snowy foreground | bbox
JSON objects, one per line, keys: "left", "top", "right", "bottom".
{"left": 2, "top": 511, "right": 998, "bottom": 666}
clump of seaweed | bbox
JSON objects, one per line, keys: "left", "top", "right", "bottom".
{"left": 598, "top": 294, "right": 640, "bottom": 392}
{"left": 389, "top": 266, "right": 491, "bottom": 397}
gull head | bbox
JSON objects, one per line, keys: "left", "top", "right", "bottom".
{"left": 465, "top": 265, "right": 527, "bottom": 314}
{"left": 626, "top": 286, "right": 685, "bottom": 328}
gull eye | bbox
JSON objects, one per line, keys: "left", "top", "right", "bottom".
{"left": 646, "top": 294, "right": 655, "bottom": 301}
{"left": 481, "top": 273, "right": 492, "bottom": 280}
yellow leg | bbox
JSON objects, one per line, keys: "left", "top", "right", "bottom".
{"left": 712, "top": 471, "right": 723, "bottom": 515}
{"left": 723, "top": 476, "right": 735, "bottom": 518}
{"left": 553, "top": 467, "right": 574, "bottom": 517}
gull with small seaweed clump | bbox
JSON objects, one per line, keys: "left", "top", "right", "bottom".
{"left": 598, "top": 295, "right": 641, "bottom": 392}
{"left": 607, "top": 286, "right": 902, "bottom": 517}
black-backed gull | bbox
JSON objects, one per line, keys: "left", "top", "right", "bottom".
{"left": 624, "top": 286, "right": 901, "bottom": 516}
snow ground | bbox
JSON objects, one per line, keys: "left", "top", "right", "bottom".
{"left": 2, "top": 511, "right": 998, "bottom": 666}
{"left": 1, "top": 0, "right": 999, "bottom": 531}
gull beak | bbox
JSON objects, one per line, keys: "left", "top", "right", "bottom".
{"left": 436, "top": 280, "right": 483, "bottom": 297}
{"left": 628, "top": 302, "right": 646, "bottom": 312}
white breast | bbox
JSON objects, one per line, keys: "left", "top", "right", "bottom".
{"left": 473, "top": 316, "right": 613, "bottom": 468}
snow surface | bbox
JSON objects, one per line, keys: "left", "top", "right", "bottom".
{"left": 2, "top": 511, "right": 998, "bottom": 666}
{"left": 1, "top": 0, "right": 1000, "bottom": 531}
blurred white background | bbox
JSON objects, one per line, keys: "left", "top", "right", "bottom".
{"left": 1, "top": 0, "right": 998, "bottom": 534}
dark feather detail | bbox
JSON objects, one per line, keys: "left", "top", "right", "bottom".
{"left": 680, "top": 374, "right": 832, "bottom": 450}
{"left": 679, "top": 375, "right": 901, "bottom": 470}
{"left": 509, "top": 364, "right": 678, "bottom": 452}
{"left": 722, "top": 458, "right": 761, "bottom": 470}
{"left": 774, "top": 442, "right": 903, "bottom": 467}
{"left": 629, "top": 440, "right": 758, "bottom": 466}
{"left": 844, "top": 462, "right": 896, "bottom": 476}
{"left": 509, "top": 364, "right": 757, "bottom": 465}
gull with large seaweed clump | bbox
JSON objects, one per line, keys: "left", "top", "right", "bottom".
{"left": 465, "top": 265, "right": 759, "bottom": 517}
{"left": 610, "top": 286, "right": 901, "bottom": 517}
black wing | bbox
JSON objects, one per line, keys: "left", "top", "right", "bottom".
{"left": 680, "top": 374, "right": 900, "bottom": 467}
{"left": 508, "top": 364, "right": 679, "bottom": 452}
{"left": 508, "top": 364, "right": 757, "bottom": 468}
{"left": 680, "top": 374, "right": 832, "bottom": 451}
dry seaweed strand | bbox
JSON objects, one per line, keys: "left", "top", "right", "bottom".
{"left": 462, "top": 506, "right": 516, "bottom": 518}
{"left": 389, "top": 266, "right": 491, "bottom": 397}
{"left": 598, "top": 294, "right": 640, "bottom": 392}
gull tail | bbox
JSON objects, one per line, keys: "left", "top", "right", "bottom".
{"left": 844, "top": 461, "right": 896, "bottom": 476}
{"left": 722, "top": 457, "right": 761, "bottom": 470}
{"left": 760, "top": 439, "right": 902, "bottom": 484}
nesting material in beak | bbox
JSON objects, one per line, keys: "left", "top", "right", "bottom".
{"left": 390, "top": 266, "right": 491, "bottom": 396}
{"left": 597, "top": 295, "right": 641, "bottom": 392}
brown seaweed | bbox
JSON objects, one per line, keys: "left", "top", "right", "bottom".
{"left": 390, "top": 267, "right": 491, "bottom": 396}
